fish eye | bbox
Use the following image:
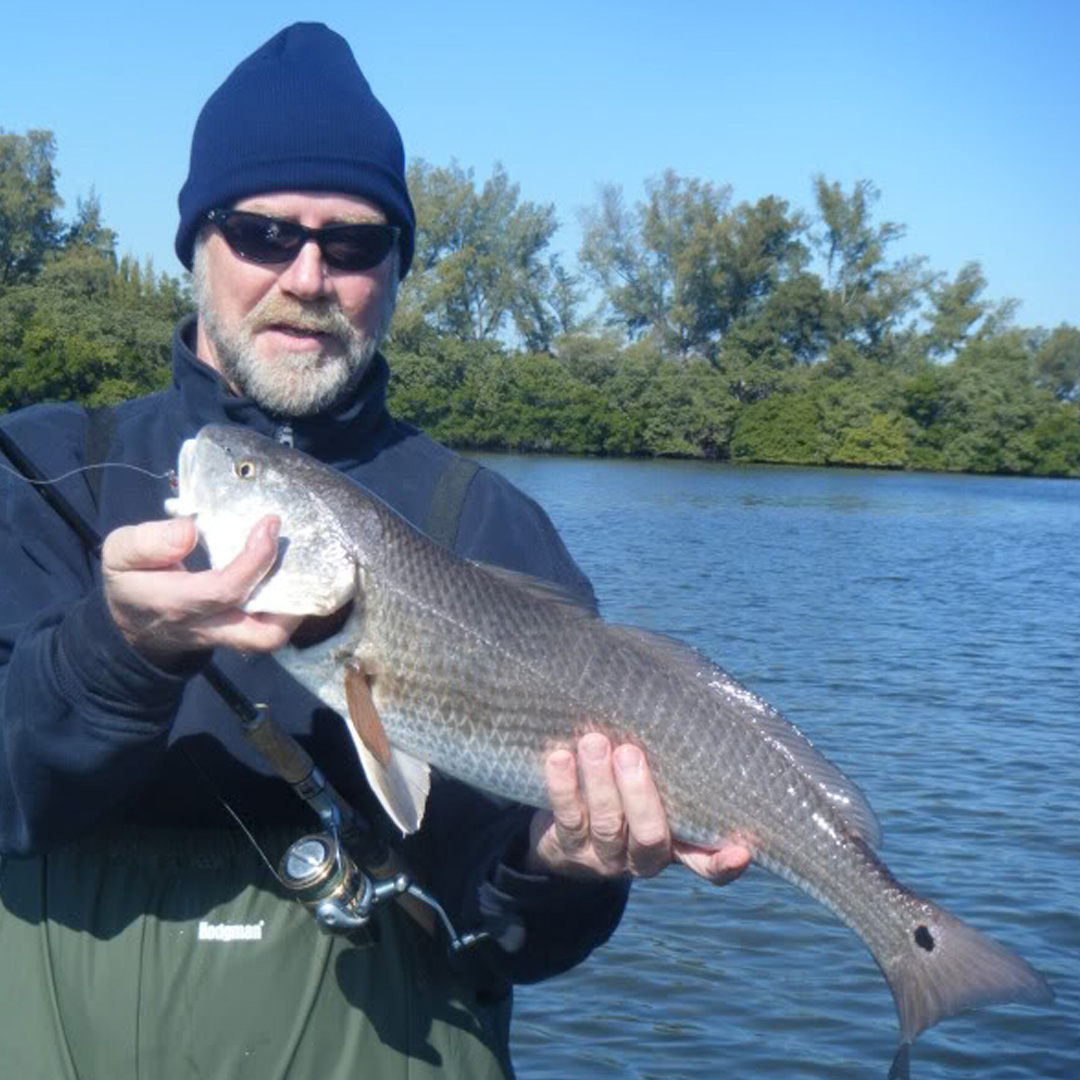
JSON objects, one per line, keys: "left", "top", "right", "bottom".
{"left": 234, "top": 460, "right": 257, "bottom": 481}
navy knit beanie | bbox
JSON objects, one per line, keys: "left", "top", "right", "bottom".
{"left": 175, "top": 23, "right": 415, "bottom": 277}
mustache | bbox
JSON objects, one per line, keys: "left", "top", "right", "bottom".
{"left": 245, "top": 296, "right": 355, "bottom": 339}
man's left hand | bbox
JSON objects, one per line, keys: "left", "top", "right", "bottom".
{"left": 526, "top": 732, "right": 752, "bottom": 885}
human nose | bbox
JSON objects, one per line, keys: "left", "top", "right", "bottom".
{"left": 277, "top": 240, "right": 331, "bottom": 299}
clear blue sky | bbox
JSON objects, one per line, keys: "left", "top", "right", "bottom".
{"left": 2, "top": 0, "right": 1077, "bottom": 329}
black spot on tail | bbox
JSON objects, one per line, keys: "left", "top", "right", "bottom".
{"left": 914, "top": 925, "right": 935, "bottom": 952}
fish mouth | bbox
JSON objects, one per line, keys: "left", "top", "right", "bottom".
{"left": 163, "top": 438, "right": 197, "bottom": 518}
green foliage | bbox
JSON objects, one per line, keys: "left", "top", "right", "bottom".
{"left": 831, "top": 412, "right": 909, "bottom": 468}
{"left": 399, "top": 160, "right": 573, "bottom": 350}
{"left": 386, "top": 336, "right": 741, "bottom": 460}
{"left": 1028, "top": 405, "right": 1080, "bottom": 477}
{"left": 0, "top": 241, "right": 190, "bottom": 411}
{"left": 729, "top": 390, "right": 826, "bottom": 464}
{"left": 636, "top": 356, "right": 736, "bottom": 458}
{"left": 0, "top": 129, "right": 64, "bottom": 287}
{"left": 896, "top": 333, "right": 1079, "bottom": 475}
{"left": 579, "top": 173, "right": 813, "bottom": 362}
{"left": 1033, "top": 324, "right": 1080, "bottom": 402}
{"left": 0, "top": 133, "right": 192, "bottom": 413}
{"left": 811, "top": 175, "right": 930, "bottom": 361}
{"left": 921, "top": 261, "right": 1017, "bottom": 360}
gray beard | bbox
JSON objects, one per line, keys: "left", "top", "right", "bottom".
{"left": 192, "top": 251, "right": 396, "bottom": 417}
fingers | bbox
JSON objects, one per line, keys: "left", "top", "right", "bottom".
{"left": 164, "top": 517, "right": 281, "bottom": 615}
{"left": 612, "top": 743, "right": 672, "bottom": 878}
{"left": 532, "top": 733, "right": 754, "bottom": 888}
{"left": 613, "top": 740, "right": 752, "bottom": 885}
{"left": 578, "top": 734, "right": 628, "bottom": 867}
{"left": 544, "top": 747, "right": 590, "bottom": 854}
{"left": 179, "top": 608, "right": 303, "bottom": 654}
{"left": 673, "top": 841, "right": 752, "bottom": 886}
{"left": 103, "top": 516, "right": 279, "bottom": 596}
{"left": 102, "top": 517, "right": 198, "bottom": 572}
{"left": 214, "top": 516, "right": 281, "bottom": 606}
{"left": 102, "top": 515, "right": 295, "bottom": 658}
{"left": 536, "top": 733, "right": 666, "bottom": 878}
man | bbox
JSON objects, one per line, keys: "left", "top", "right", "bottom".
{"left": 0, "top": 23, "right": 748, "bottom": 1079}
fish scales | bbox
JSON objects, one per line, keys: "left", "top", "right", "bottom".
{"left": 364, "top": 532, "right": 799, "bottom": 846}
{"left": 166, "top": 424, "right": 1053, "bottom": 1053}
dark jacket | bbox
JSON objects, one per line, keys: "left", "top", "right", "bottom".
{"left": 0, "top": 317, "right": 628, "bottom": 985}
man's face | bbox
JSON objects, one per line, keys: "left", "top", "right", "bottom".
{"left": 193, "top": 191, "right": 399, "bottom": 417}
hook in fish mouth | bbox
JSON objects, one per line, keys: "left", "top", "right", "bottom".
{"left": 164, "top": 438, "right": 198, "bottom": 517}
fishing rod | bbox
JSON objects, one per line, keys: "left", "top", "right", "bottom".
{"left": 0, "top": 421, "right": 485, "bottom": 951}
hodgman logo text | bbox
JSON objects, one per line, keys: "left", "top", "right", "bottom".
{"left": 197, "top": 920, "right": 265, "bottom": 942}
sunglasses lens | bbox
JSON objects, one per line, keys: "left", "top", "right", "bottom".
{"left": 321, "top": 225, "right": 397, "bottom": 271}
{"left": 220, "top": 213, "right": 304, "bottom": 264}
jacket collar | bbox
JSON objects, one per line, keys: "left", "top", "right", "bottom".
{"left": 170, "top": 315, "right": 396, "bottom": 467}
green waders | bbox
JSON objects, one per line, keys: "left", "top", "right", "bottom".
{"left": 0, "top": 828, "right": 514, "bottom": 1080}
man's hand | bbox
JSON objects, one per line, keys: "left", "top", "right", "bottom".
{"left": 102, "top": 515, "right": 302, "bottom": 663}
{"left": 526, "top": 732, "right": 752, "bottom": 885}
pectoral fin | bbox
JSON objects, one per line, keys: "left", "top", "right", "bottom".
{"left": 343, "top": 660, "right": 430, "bottom": 836}
{"left": 345, "top": 660, "right": 391, "bottom": 767}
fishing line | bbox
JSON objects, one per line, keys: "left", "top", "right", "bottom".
{"left": 0, "top": 426, "right": 169, "bottom": 550}
{"left": 0, "top": 460, "right": 176, "bottom": 488}
{"left": 179, "top": 744, "right": 291, "bottom": 889}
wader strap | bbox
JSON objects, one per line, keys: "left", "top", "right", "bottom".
{"left": 425, "top": 456, "right": 482, "bottom": 550}
{"left": 84, "top": 404, "right": 117, "bottom": 508}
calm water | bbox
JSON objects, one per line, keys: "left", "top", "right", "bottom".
{"left": 472, "top": 456, "right": 1078, "bottom": 1080}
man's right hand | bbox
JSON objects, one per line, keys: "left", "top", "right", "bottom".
{"left": 102, "top": 515, "right": 302, "bottom": 664}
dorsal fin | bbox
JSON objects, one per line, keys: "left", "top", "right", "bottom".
{"left": 472, "top": 560, "right": 599, "bottom": 615}
{"left": 608, "top": 625, "right": 883, "bottom": 848}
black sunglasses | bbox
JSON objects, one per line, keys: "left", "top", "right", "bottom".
{"left": 206, "top": 209, "right": 399, "bottom": 272}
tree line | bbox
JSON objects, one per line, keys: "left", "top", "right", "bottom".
{"left": 0, "top": 131, "right": 189, "bottom": 409}
{"left": 2, "top": 128, "right": 1078, "bottom": 476}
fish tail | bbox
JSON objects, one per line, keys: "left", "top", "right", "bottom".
{"left": 881, "top": 898, "right": 1053, "bottom": 1043}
